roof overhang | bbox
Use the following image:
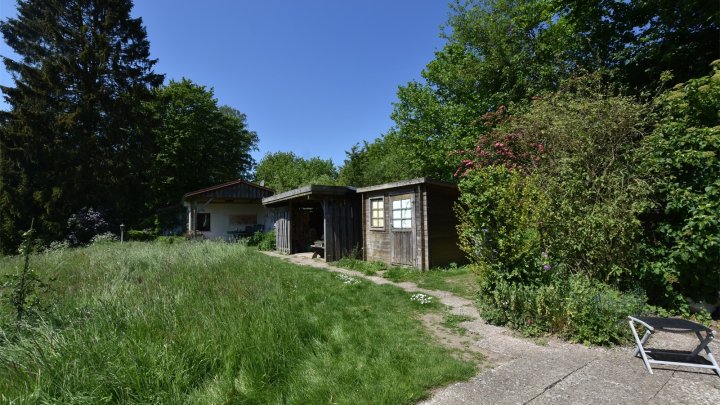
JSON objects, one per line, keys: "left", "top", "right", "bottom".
{"left": 355, "top": 177, "right": 457, "bottom": 193}
{"left": 262, "top": 185, "right": 356, "bottom": 206}
{"left": 181, "top": 179, "right": 274, "bottom": 204}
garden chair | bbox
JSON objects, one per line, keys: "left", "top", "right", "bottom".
{"left": 628, "top": 316, "right": 720, "bottom": 377}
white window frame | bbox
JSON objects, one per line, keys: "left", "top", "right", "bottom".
{"left": 370, "top": 197, "right": 385, "bottom": 229}
{"left": 391, "top": 198, "right": 412, "bottom": 230}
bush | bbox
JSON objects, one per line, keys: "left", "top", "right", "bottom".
{"left": 127, "top": 229, "right": 157, "bottom": 242}
{"left": 157, "top": 236, "right": 184, "bottom": 245}
{"left": 478, "top": 273, "right": 645, "bottom": 345}
{"left": 245, "top": 230, "right": 275, "bottom": 251}
{"left": 91, "top": 232, "right": 118, "bottom": 245}
{"left": 640, "top": 62, "right": 720, "bottom": 305}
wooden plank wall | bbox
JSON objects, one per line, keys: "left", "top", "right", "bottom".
{"left": 324, "top": 199, "right": 361, "bottom": 262}
{"left": 274, "top": 208, "right": 291, "bottom": 254}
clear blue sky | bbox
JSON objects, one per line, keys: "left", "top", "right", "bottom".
{"left": 0, "top": 0, "right": 451, "bottom": 166}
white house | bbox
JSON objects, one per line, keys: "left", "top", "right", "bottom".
{"left": 182, "top": 179, "right": 275, "bottom": 240}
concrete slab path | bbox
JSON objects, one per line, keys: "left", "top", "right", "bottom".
{"left": 263, "top": 251, "right": 720, "bottom": 404}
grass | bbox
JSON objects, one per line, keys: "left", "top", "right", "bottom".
{"left": 383, "top": 266, "right": 480, "bottom": 300}
{"left": 333, "top": 257, "right": 389, "bottom": 276}
{"left": 0, "top": 241, "right": 475, "bottom": 404}
{"left": 441, "top": 314, "right": 475, "bottom": 336}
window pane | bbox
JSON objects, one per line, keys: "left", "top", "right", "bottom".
{"left": 402, "top": 219, "right": 411, "bottom": 228}
{"left": 392, "top": 200, "right": 401, "bottom": 210}
{"left": 393, "top": 219, "right": 402, "bottom": 228}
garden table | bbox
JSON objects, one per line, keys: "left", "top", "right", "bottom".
{"left": 628, "top": 316, "right": 720, "bottom": 376}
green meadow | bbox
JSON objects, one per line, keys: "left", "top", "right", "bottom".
{"left": 0, "top": 242, "right": 474, "bottom": 404}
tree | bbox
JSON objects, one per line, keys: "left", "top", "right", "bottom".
{"left": 0, "top": 0, "right": 163, "bottom": 252}
{"left": 339, "top": 0, "right": 719, "bottom": 184}
{"left": 254, "top": 152, "right": 337, "bottom": 193}
{"left": 149, "top": 79, "right": 258, "bottom": 208}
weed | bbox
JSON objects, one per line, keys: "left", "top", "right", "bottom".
{"left": 441, "top": 314, "right": 475, "bottom": 335}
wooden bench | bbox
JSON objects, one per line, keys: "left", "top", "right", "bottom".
{"left": 310, "top": 243, "right": 324, "bottom": 259}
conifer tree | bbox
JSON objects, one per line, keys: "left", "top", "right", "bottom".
{"left": 0, "top": 0, "right": 163, "bottom": 252}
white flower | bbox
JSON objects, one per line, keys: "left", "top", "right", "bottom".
{"left": 336, "top": 273, "right": 360, "bottom": 285}
{"left": 410, "top": 293, "right": 434, "bottom": 305}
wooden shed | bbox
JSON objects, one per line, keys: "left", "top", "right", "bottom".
{"left": 262, "top": 185, "right": 361, "bottom": 262}
{"left": 357, "top": 178, "right": 464, "bottom": 270}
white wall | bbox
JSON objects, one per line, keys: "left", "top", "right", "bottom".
{"left": 185, "top": 202, "right": 273, "bottom": 241}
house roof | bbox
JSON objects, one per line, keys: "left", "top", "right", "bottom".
{"left": 182, "top": 179, "right": 274, "bottom": 202}
{"left": 262, "top": 185, "right": 356, "bottom": 206}
{"left": 355, "top": 177, "right": 457, "bottom": 193}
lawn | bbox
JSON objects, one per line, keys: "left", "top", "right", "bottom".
{"left": 0, "top": 241, "right": 474, "bottom": 404}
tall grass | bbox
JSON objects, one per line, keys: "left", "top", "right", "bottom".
{"left": 0, "top": 242, "right": 474, "bottom": 403}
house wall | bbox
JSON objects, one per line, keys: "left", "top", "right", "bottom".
{"left": 185, "top": 202, "right": 272, "bottom": 240}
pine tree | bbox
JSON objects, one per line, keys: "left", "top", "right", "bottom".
{"left": 0, "top": 0, "right": 163, "bottom": 252}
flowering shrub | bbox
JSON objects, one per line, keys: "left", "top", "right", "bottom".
{"left": 66, "top": 207, "right": 111, "bottom": 246}
{"left": 455, "top": 78, "right": 654, "bottom": 344}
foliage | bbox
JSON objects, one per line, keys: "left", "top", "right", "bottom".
{"left": 334, "top": 258, "right": 389, "bottom": 276}
{"left": 0, "top": 222, "right": 51, "bottom": 332}
{"left": 245, "top": 230, "right": 275, "bottom": 251}
{"left": 127, "top": 229, "right": 157, "bottom": 242}
{"left": 457, "top": 167, "right": 546, "bottom": 285}
{"left": 66, "top": 207, "right": 111, "bottom": 246}
{"left": 458, "top": 81, "right": 650, "bottom": 287}
{"left": 90, "top": 232, "right": 118, "bottom": 245}
{"left": 455, "top": 82, "right": 654, "bottom": 343}
{"left": 640, "top": 62, "right": 720, "bottom": 304}
{"left": 382, "top": 265, "right": 479, "bottom": 300}
{"left": 0, "top": 0, "right": 163, "bottom": 253}
{"left": 149, "top": 79, "right": 258, "bottom": 208}
{"left": 0, "top": 242, "right": 474, "bottom": 402}
{"left": 338, "top": 0, "right": 719, "bottom": 186}
{"left": 156, "top": 236, "right": 185, "bottom": 245}
{"left": 254, "top": 151, "right": 337, "bottom": 192}
{"left": 477, "top": 273, "right": 645, "bottom": 345}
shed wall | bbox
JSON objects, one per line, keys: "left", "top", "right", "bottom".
{"left": 426, "top": 186, "right": 465, "bottom": 268}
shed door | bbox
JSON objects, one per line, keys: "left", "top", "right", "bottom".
{"left": 391, "top": 196, "right": 414, "bottom": 266}
{"left": 274, "top": 208, "right": 291, "bottom": 254}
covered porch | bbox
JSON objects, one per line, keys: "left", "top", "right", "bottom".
{"left": 262, "top": 185, "right": 361, "bottom": 262}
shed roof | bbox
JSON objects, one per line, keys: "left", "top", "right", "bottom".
{"left": 355, "top": 177, "right": 457, "bottom": 193}
{"left": 262, "top": 185, "right": 356, "bottom": 206}
{"left": 182, "top": 179, "right": 274, "bottom": 202}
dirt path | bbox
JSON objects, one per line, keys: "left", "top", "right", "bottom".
{"left": 263, "top": 252, "right": 720, "bottom": 404}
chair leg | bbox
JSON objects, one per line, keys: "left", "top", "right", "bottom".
{"left": 700, "top": 335, "right": 720, "bottom": 377}
{"left": 629, "top": 319, "right": 654, "bottom": 374}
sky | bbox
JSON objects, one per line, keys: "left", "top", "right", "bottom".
{"left": 0, "top": 0, "right": 451, "bottom": 166}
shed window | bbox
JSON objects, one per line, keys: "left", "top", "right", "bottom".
{"left": 392, "top": 198, "right": 412, "bottom": 229}
{"left": 196, "top": 213, "right": 211, "bottom": 231}
{"left": 370, "top": 198, "right": 384, "bottom": 228}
